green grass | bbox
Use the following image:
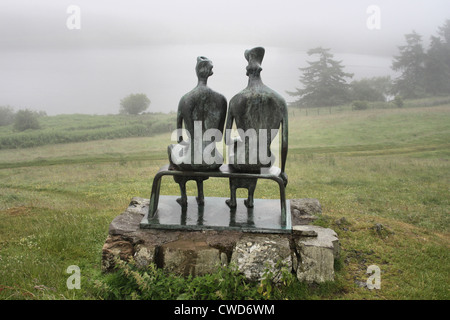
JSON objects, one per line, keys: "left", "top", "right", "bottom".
{"left": 0, "top": 100, "right": 449, "bottom": 300}
{"left": 0, "top": 113, "right": 177, "bottom": 149}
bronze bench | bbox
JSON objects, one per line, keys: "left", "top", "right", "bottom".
{"left": 141, "top": 164, "right": 289, "bottom": 232}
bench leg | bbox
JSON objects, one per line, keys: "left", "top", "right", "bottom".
{"left": 278, "top": 180, "right": 287, "bottom": 227}
{"left": 149, "top": 173, "right": 163, "bottom": 218}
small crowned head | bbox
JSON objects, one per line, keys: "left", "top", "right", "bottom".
{"left": 196, "top": 56, "right": 214, "bottom": 80}
{"left": 245, "top": 47, "right": 265, "bottom": 77}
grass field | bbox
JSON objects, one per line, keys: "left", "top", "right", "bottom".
{"left": 0, "top": 112, "right": 177, "bottom": 149}
{"left": 0, "top": 100, "right": 449, "bottom": 300}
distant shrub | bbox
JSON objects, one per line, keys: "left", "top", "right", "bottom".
{"left": 352, "top": 100, "right": 369, "bottom": 110}
{"left": 13, "top": 109, "right": 41, "bottom": 131}
{"left": 393, "top": 95, "right": 404, "bottom": 108}
{"left": 0, "top": 106, "right": 15, "bottom": 126}
{"left": 119, "top": 93, "right": 151, "bottom": 115}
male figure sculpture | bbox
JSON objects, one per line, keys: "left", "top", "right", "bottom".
{"left": 168, "top": 56, "right": 227, "bottom": 207}
{"left": 225, "top": 47, "right": 288, "bottom": 209}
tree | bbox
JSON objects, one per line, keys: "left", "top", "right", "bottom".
{"left": 119, "top": 93, "right": 151, "bottom": 115}
{"left": 424, "top": 20, "right": 450, "bottom": 95}
{"left": 350, "top": 76, "right": 392, "bottom": 102}
{"left": 439, "top": 19, "right": 450, "bottom": 44}
{"left": 13, "top": 109, "right": 41, "bottom": 131}
{"left": 391, "top": 31, "right": 426, "bottom": 98}
{"left": 0, "top": 106, "right": 15, "bottom": 126}
{"left": 287, "top": 47, "right": 353, "bottom": 108}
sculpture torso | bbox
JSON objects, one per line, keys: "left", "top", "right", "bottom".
{"left": 230, "top": 81, "right": 286, "bottom": 136}
{"left": 169, "top": 56, "right": 227, "bottom": 171}
{"left": 227, "top": 48, "right": 287, "bottom": 173}
{"left": 179, "top": 84, "right": 227, "bottom": 141}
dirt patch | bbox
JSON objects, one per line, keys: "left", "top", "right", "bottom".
{"left": 3, "top": 206, "right": 32, "bottom": 216}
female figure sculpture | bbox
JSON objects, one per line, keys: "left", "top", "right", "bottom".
{"left": 225, "top": 47, "right": 288, "bottom": 208}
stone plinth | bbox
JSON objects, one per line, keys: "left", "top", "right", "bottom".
{"left": 102, "top": 197, "right": 340, "bottom": 283}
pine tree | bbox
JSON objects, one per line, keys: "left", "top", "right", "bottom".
{"left": 424, "top": 20, "right": 450, "bottom": 95}
{"left": 391, "top": 31, "right": 426, "bottom": 98}
{"left": 287, "top": 47, "right": 353, "bottom": 108}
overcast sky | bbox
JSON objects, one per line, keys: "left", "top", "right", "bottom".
{"left": 0, "top": 0, "right": 449, "bottom": 115}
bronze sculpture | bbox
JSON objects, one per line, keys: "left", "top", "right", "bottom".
{"left": 168, "top": 56, "right": 227, "bottom": 206}
{"left": 142, "top": 47, "right": 290, "bottom": 233}
{"left": 225, "top": 47, "right": 288, "bottom": 208}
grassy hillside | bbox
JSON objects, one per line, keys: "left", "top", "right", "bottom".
{"left": 0, "top": 113, "right": 176, "bottom": 149}
{"left": 0, "top": 100, "right": 449, "bottom": 300}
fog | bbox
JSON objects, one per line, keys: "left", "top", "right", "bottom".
{"left": 0, "top": 0, "right": 449, "bottom": 115}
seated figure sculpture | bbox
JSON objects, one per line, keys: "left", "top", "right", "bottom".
{"left": 225, "top": 47, "right": 288, "bottom": 209}
{"left": 168, "top": 56, "right": 227, "bottom": 207}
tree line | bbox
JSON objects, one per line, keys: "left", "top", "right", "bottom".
{"left": 0, "top": 107, "right": 47, "bottom": 131}
{"left": 2, "top": 20, "right": 448, "bottom": 132}
{"left": 0, "top": 93, "right": 151, "bottom": 132}
{"left": 287, "top": 19, "right": 450, "bottom": 108}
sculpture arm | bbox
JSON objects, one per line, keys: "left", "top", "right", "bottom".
{"left": 224, "top": 107, "right": 234, "bottom": 146}
{"left": 218, "top": 96, "right": 228, "bottom": 138}
{"left": 176, "top": 104, "right": 183, "bottom": 144}
{"left": 280, "top": 106, "right": 288, "bottom": 186}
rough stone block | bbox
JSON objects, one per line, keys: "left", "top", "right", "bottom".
{"left": 101, "top": 235, "right": 134, "bottom": 272}
{"left": 134, "top": 244, "right": 156, "bottom": 269}
{"left": 292, "top": 225, "right": 319, "bottom": 237}
{"left": 230, "top": 235, "right": 291, "bottom": 282}
{"left": 294, "top": 226, "right": 340, "bottom": 283}
{"left": 290, "top": 198, "right": 322, "bottom": 225}
{"left": 159, "top": 240, "right": 223, "bottom": 276}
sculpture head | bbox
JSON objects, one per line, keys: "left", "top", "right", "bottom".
{"left": 245, "top": 47, "right": 265, "bottom": 77}
{"left": 196, "top": 56, "right": 214, "bottom": 80}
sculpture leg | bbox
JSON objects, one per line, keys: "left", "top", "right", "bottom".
{"left": 226, "top": 178, "right": 237, "bottom": 208}
{"left": 167, "top": 145, "right": 177, "bottom": 170}
{"left": 244, "top": 179, "right": 257, "bottom": 208}
{"left": 175, "top": 176, "right": 188, "bottom": 207}
{"left": 195, "top": 178, "right": 206, "bottom": 206}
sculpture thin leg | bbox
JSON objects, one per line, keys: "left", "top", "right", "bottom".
{"left": 176, "top": 179, "right": 188, "bottom": 207}
{"left": 226, "top": 178, "right": 237, "bottom": 208}
{"left": 196, "top": 179, "right": 205, "bottom": 206}
{"left": 244, "top": 181, "right": 257, "bottom": 208}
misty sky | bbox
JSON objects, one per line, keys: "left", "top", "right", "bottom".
{"left": 0, "top": 0, "right": 449, "bottom": 115}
